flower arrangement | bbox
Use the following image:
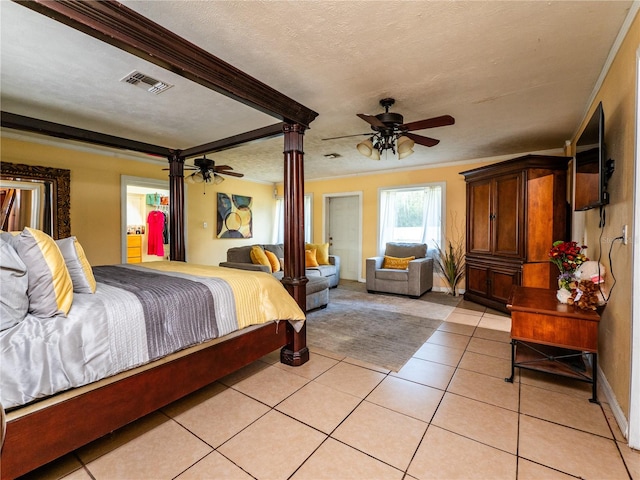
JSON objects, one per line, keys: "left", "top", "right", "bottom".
{"left": 549, "top": 241, "right": 588, "bottom": 302}
{"left": 549, "top": 240, "right": 588, "bottom": 276}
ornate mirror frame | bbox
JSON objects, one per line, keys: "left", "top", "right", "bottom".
{"left": 0, "top": 162, "right": 71, "bottom": 239}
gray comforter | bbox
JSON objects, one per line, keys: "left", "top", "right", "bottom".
{"left": 0, "top": 264, "right": 303, "bottom": 409}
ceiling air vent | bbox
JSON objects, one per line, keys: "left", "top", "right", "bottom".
{"left": 120, "top": 70, "right": 173, "bottom": 95}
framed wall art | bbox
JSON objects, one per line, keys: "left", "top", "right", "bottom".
{"left": 217, "top": 192, "right": 253, "bottom": 238}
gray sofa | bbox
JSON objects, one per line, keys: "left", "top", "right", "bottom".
{"left": 366, "top": 242, "right": 433, "bottom": 298}
{"left": 219, "top": 243, "right": 340, "bottom": 288}
{"left": 219, "top": 244, "right": 340, "bottom": 311}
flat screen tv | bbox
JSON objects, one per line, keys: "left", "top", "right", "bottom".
{"left": 574, "top": 102, "right": 609, "bottom": 211}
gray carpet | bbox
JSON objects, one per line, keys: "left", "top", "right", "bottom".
{"left": 306, "top": 282, "right": 460, "bottom": 372}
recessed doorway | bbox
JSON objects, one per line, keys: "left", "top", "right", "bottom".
{"left": 121, "top": 176, "right": 170, "bottom": 264}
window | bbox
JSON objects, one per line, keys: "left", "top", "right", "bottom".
{"left": 273, "top": 194, "right": 312, "bottom": 244}
{"left": 378, "top": 183, "right": 444, "bottom": 254}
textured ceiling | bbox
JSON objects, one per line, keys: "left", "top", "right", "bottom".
{"left": 0, "top": 1, "right": 634, "bottom": 183}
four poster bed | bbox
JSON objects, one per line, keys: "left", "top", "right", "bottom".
{"left": 0, "top": 2, "right": 318, "bottom": 478}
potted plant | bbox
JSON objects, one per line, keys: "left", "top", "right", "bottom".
{"left": 433, "top": 236, "right": 465, "bottom": 296}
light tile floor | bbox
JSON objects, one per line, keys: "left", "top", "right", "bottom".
{"left": 21, "top": 298, "right": 640, "bottom": 480}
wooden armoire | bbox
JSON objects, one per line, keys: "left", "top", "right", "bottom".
{"left": 460, "top": 154, "right": 570, "bottom": 312}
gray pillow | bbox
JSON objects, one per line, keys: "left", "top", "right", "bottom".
{"left": 0, "top": 236, "right": 29, "bottom": 330}
{"left": 55, "top": 236, "right": 96, "bottom": 294}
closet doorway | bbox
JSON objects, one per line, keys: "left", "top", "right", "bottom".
{"left": 121, "top": 176, "right": 170, "bottom": 264}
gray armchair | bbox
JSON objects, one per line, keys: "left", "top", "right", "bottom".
{"left": 366, "top": 242, "right": 433, "bottom": 298}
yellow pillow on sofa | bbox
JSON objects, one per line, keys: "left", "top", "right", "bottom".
{"left": 382, "top": 255, "right": 415, "bottom": 270}
{"left": 264, "top": 250, "right": 281, "bottom": 273}
{"left": 305, "top": 249, "right": 319, "bottom": 267}
{"left": 306, "top": 242, "right": 330, "bottom": 265}
{"left": 250, "top": 245, "right": 272, "bottom": 272}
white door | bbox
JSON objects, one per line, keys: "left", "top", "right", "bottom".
{"left": 325, "top": 194, "right": 361, "bottom": 281}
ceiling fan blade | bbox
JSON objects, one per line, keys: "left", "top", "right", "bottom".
{"left": 322, "top": 132, "right": 371, "bottom": 140}
{"left": 405, "top": 132, "right": 440, "bottom": 147}
{"left": 357, "top": 113, "right": 386, "bottom": 128}
{"left": 222, "top": 171, "right": 244, "bottom": 178}
{"left": 214, "top": 165, "right": 234, "bottom": 171}
{"left": 401, "top": 115, "right": 455, "bottom": 131}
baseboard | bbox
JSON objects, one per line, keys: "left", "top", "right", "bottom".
{"left": 598, "top": 364, "right": 629, "bottom": 440}
{"left": 352, "top": 280, "right": 465, "bottom": 296}
{"left": 432, "top": 286, "right": 466, "bottom": 294}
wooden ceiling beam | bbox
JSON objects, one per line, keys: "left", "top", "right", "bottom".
{"left": 1, "top": 111, "right": 170, "bottom": 157}
{"left": 181, "top": 123, "right": 285, "bottom": 158}
{"left": 15, "top": 0, "right": 319, "bottom": 128}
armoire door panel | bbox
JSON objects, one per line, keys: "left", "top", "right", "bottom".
{"left": 490, "top": 269, "right": 520, "bottom": 303}
{"left": 468, "top": 181, "right": 491, "bottom": 254}
{"left": 493, "top": 173, "right": 522, "bottom": 257}
{"left": 466, "top": 265, "right": 489, "bottom": 296}
{"left": 526, "top": 174, "right": 555, "bottom": 262}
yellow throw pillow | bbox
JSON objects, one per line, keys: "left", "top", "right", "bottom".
{"left": 264, "top": 250, "right": 281, "bottom": 273}
{"left": 15, "top": 227, "right": 73, "bottom": 317}
{"left": 250, "top": 245, "right": 272, "bottom": 272}
{"left": 305, "top": 249, "right": 319, "bottom": 267}
{"left": 305, "top": 242, "right": 330, "bottom": 265}
{"left": 382, "top": 255, "right": 415, "bottom": 270}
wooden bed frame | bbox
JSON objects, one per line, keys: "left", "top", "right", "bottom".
{"left": 2, "top": 322, "right": 306, "bottom": 479}
{"left": 1, "top": 2, "right": 318, "bottom": 478}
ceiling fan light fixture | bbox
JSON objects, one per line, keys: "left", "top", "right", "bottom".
{"left": 398, "top": 148, "right": 414, "bottom": 159}
{"left": 369, "top": 148, "right": 381, "bottom": 160}
{"left": 212, "top": 173, "right": 225, "bottom": 185}
{"left": 397, "top": 135, "right": 415, "bottom": 154}
{"left": 187, "top": 172, "right": 204, "bottom": 184}
{"left": 357, "top": 139, "right": 374, "bottom": 157}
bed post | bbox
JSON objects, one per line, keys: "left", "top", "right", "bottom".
{"left": 280, "top": 122, "right": 309, "bottom": 366}
{"left": 168, "top": 150, "right": 186, "bottom": 262}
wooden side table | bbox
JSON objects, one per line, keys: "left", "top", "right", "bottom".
{"left": 505, "top": 286, "right": 601, "bottom": 403}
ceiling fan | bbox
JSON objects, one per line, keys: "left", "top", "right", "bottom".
{"left": 323, "top": 98, "right": 455, "bottom": 160}
{"left": 180, "top": 155, "right": 244, "bottom": 185}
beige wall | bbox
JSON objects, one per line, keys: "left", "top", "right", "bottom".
{"left": 302, "top": 160, "right": 497, "bottom": 287}
{"left": 570, "top": 13, "right": 639, "bottom": 418}
{"left": 186, "top": 178, "right": 276, "bottom": 266}
{"left": 1, "top": 138, "right": 166, "bottom": 265}
{"left": 0, "top": 136, "right": 276, "bottom": 267}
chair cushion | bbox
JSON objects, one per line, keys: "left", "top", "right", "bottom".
{"left": 385, "top": 242, "right": 427, "bottom": 259}
{"left": 376, "top": 269, "right": 409, "bottom": 281}
{"left": 307, "top": 264, "right": 336, "bottom": 277}
{"left": 382, "top": 255, "right": 415, "bottom": 269}
{"left": 306, "top": 275, "right": 329, "bottom": 295}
